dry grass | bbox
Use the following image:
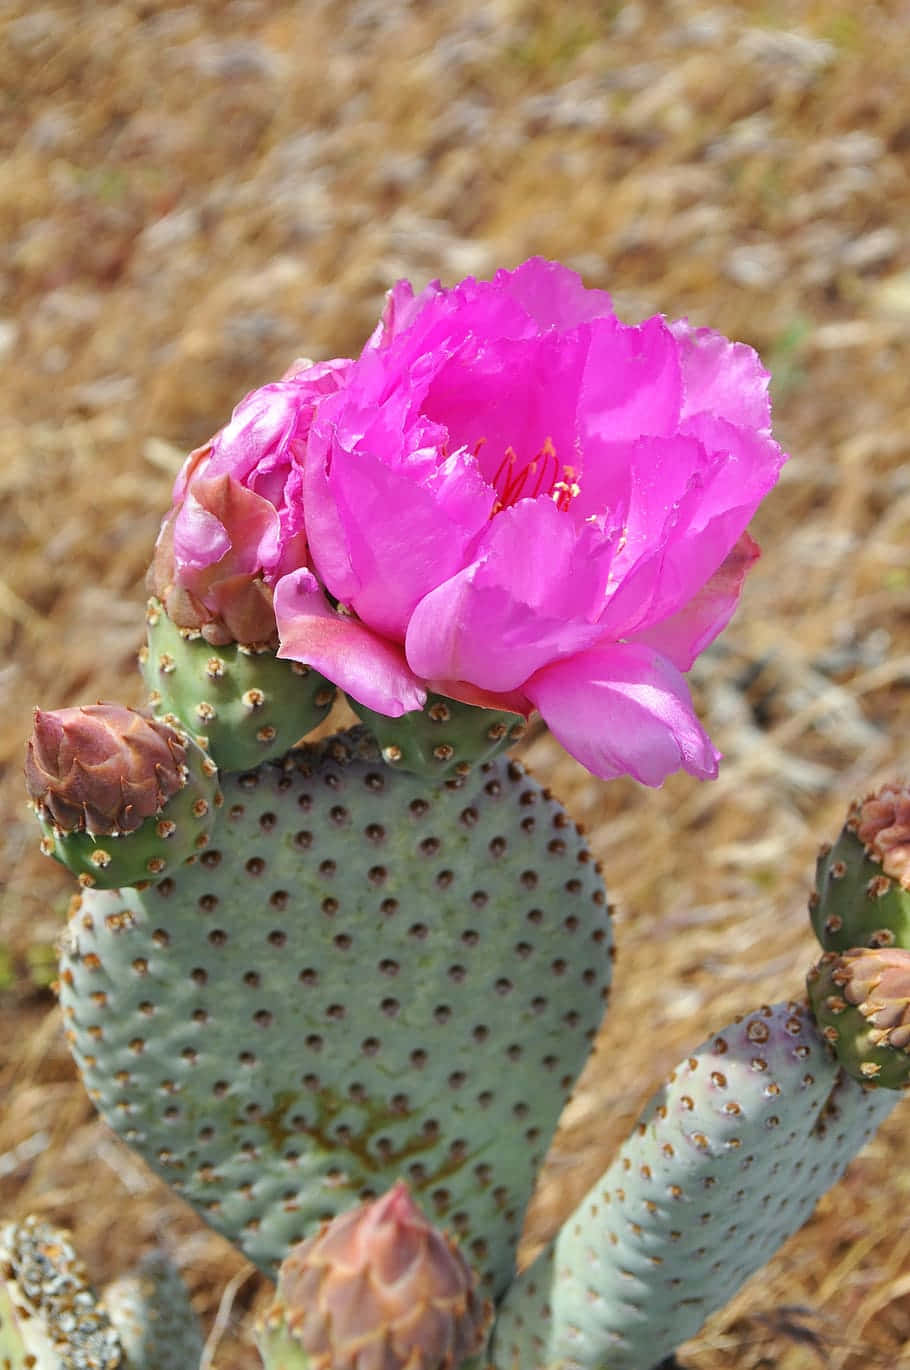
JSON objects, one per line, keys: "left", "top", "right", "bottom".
{"left": 2, "top": 0, "right": 910, "bottom": 1365}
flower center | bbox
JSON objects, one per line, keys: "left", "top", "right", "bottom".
{"left": 486, "top": 437, "right": 581, "bottom": 515}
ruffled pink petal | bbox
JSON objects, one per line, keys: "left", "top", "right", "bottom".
{"left": 578, "top": 314, "right": 683, "bottom": 445}
{"left": 422, "top": 331, "right": 588, "bottom": 484}
{"left": 629, "top": 532, "right": 760, "bottom": 670}
{"left": 305, "top": 431, "right": 493, "bottom": 641}
{"left": 483, "top": 257, "right": 614, "bottom": 329}
{"left": 670, "top": 320, "right": 772, "bottom": 431}
{"left": 173, "top": 475, "right": 280, "bottom": 579}
{"left": 593, "top": 418, "right": 784, "bottom": 641}
{"left": 274, "top": 571, "right": 425, "bottom": 716}
{"left": 405, "top": 499, "right": 613, "bottom": 692}
{"left": 525, "top": 643, "right": 720, "bottom": 785}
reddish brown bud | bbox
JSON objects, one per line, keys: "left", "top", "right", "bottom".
{"left": 25, "top": 705, "right": 187, "bottom": 835}
{"left": 852, "top": 782, "right": 910, "bottom": 889}
{"left": 263, "top": 1183, "right": 490, "bottom": 1370}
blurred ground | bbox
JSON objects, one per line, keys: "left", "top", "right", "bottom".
{"left": 2, "top": 0, "right": 910, "bottom": 1365}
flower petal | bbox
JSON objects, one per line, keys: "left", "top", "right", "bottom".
{"left": 579, "top": 314, "right": 683, "bottom": 444}
{"left": 629, "top": 532, "right": 761, "bottom": 670}
{"left": 671, "top": 320, "right": 772, "bottom": 431}
{"left": 483, "top": 257, "right": 614, "bottom": 329}
{"left": 173, "top": 475, "right": 280, "bottom": 579}
{"left": 525, "top": 643, "right": 720, "bottom": 785}
{"left": 274, "top": 571, "right": 426, "bottom": 716}
{"left": 405, "top": 499, "right": 613, "bottom": 692}
{"left": 305, "top": 425, "right": 493, "bottom": 640}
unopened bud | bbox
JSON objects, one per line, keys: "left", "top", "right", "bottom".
{"left": 25, "top": 705, "right": 186, "bottom": 835}
{"left": 25, "top": 705, "right": 219, "bottom": 889}
{"left": 808, "top": 945, "right": 910, "bottom": 1088}
{"left": 256, "top": 1183, "right": 491, "bottom": 1370}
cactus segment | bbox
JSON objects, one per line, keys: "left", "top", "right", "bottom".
{"left": 255, "top": 1182, "right": 492, "bottom": 1370}
{"left": 56, "top": 729, "right": 612, "bottom": 1294}
{"left": 347, "top": 694, "right": 528, "bottom": 781}
{"left": 141, "top": 599, "right": 336, "bottom": 772}
{"left": 808, "top": 946, "right": 910, "bottom": 1088}
{"left": 810, "top": 786, "right": 910, "bottom": 953}
{"left": 491, "top": 1001, "right": 899, "bottom": 1370}
{"left": 102, "top": 1252, "right": 204, "bottom": 1370}
{"left": 27, "top": 709, "right": 220, "bottom": 890}
{"left": 0, "top": 1218, "right": 122, "bottom": 1370}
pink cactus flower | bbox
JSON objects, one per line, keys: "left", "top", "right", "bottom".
{"left": 274, "top": 258, "right": 786, "bottom": 785}
{"left": 149, "top": 358, "right": 351, "bottom": 645}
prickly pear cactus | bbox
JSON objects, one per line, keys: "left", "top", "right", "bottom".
{"left": 810, "top": 782, "right": 910, "bottom": 951}
{"left": 56, "top": 729, "right": 611, "bottom": 1295}
{"left": 491, "top": 1000, "right": 898, "bottom": 1370}
{"left": 0, "top": 1217, "right": 122, "bottom": 1370}
{"left": 103, "top": 1251, "right": 204, "bottom": 1370}
{"left": 141, "top": 598, "right": 337, "bottom": 772}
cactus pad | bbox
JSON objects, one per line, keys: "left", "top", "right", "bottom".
{"left": 810, "top": 787, "right": 910, "bottom": 952}
{"left": 492, "top": 1000, "right": 898, "bottom": 1370}
{"left": 103, "top": 1252, "right": 204, "bottom": 1370}
{"left": 141, "top": 599, "right": 336, "bottom": 772}
{"left": 0, "top": 1218, "right": 122, "bottom": 1370}
{"left": 347, "top": 693, "right": 527, "bottom": 781}
{"left": 56, "top": 729, "right": 611, "bottom": 1294}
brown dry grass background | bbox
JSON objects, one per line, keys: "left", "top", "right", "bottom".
{"left": 2, "top": 1, "right": 910, "bottom": 1365}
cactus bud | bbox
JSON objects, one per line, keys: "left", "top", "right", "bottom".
{"left": 26, "top": 705, "right": 187, "bottom": 835}
{"left": 854, "top": 782, "right": 910, "bottom": 887}
{"left": 255, "top": 1183, "right": 491, "bottom": 1370}
{"left": 26, "top": 705, "right": 220, "bottom": 889}
{"left": 808, "top": 945, "right": 910, "bottom": 1087}
{"left": 810, "top": 781, "right": 910, "bottom": 952}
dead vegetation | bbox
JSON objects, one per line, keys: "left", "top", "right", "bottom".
{"left": 2, "top": 1, "right": 910, "bottom": 1365}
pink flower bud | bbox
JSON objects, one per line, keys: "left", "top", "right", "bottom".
{"left": 260, "top": 1183, "right": 491, "bottom": 1370}
{"left": 148, "top": 359, "right": 352, "bottom": 646}
{"left": 25, "top": 705, "right": 187, "bottom": 835}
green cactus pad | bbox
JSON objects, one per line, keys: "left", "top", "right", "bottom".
{"left": 0, "top": 1218, "right": 123, "bottom": 1370}
{"left": 810, "top": 814, "right": 910, "bottom": 953}
{"left": 56, "top": 729, "right": 612, "bottom": 1296}
{"left": 347, "top": 693, "right": 528, "bottom": 781}
{"left": 34, "top": 730, "right": 221, "bottom": 891}
{"left": 103, "top": 1252, "right": 204, "bottom": 1370}
{"left": 492, "top": 1000, "right": 899, "bottom": 1370}
{"left": 808, "top": 947, "right": 910, "bottom": 1089}
{"left": 141, "top": 599, "right": 336, "bottom": 772}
